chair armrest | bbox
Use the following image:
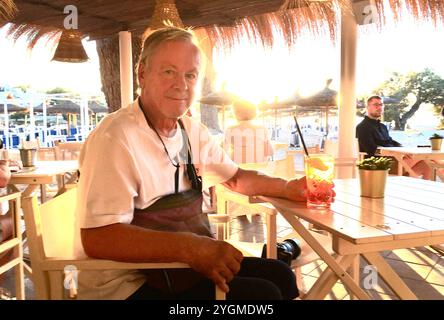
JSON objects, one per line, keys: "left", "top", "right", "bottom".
{"left": 41, "top": 258, "right": 226, "bottom": 300}
{"left": 40, "top": 258, "right": 189, "bottom": 271}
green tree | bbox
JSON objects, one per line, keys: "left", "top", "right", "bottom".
{"left": 433, "top": 104, "right": 444, "bottom": 129}
{"left": 45, "top": 87, "right": 71, "bottom": 94}
{"left": 374, "top": 69, "right": 444, "bottom": 130}
{"left": 16, "top": 84, "right": 30, "bottom": 93}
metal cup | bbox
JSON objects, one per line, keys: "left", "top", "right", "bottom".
{"left": 19, "top": 148, "right": 37, "bottom": 167}
{"left": 430, "top": 138, "right": 443, "bottom": 151}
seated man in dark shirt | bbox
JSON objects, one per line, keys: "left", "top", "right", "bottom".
{"left": 356, "top": 95, "right": 431, "bottom": 179}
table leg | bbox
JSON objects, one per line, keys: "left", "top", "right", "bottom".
{"left": 7, "top": 184, "right": 20, "bottom": 195}
{"left": 265, "top": 210, "right": 277, "bottom": 259}
{"left": 348, "top": 255, "right": 360, "bottom": 300}
{"left": 398, "top": 156, "right": 420, "bottom": 178}
{"left": 305, "top": 254, "right": 358, "bottom": 299}
{"left": 8, "top": 184, "right": 39, "bottom": 202}
{"left": 40, "top": 184, "right": 47, "bottom": 203}
{"left": 281, "top": 212, "right": 370, "bottom": 300}
{"left": 21, "top": 185, "right": 40, "bottom": 198}
{"left": 395, "top": 155, "right": 404, "bottom": 176}
{"left": 362, "top": 252, "right": 417, "bottom": 300}
{"left": 424, "top": 159, "right": 444, "bottom": 181}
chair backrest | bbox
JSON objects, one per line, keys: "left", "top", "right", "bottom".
{"left": 0, "top": 192, "right": 25, "bottom": 299}
{"left": 324, "top": 139, "right": 339, "bottom": 158}
{"left": 22, "top": 188, "right": 78, "bottom": 299}
{"left": 239, "top": 150, "right": 297, "bottom": 180}
{"left": 23, "top": 188, "right": 77, "bottom": 262}
{"left": 55, "top": 141, "right": 83, "bottom": 160}
{"left": 323, "top": 138, "right": 359, "bottom": 178}
{"left": 225, "top": 130, "right": 273, "bottom": 164}
{"left": 37, "top": 147, "right": 57, "bottom": 161}
{"left": 303, "top": 134, "right": 323, "bottom": 153}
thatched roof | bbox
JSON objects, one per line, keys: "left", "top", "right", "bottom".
{"left": 295, "top": 79, "right": 338, "bottom": 107}
{"left": 4, "top": 0, "right": 444, "bottom": 50}
{"left": 258, "top": 79, "right": 338, "bottom": 115}
{"left": 1, "top": 103, "right": 27, "bottom": 113}
{"left": 199, "top": 91, "right": 234, "bottom": 106}
{"left": 88, "top": 100, "right": 108, "bottom": 113}
{"left": 0, "top": 0, "right": 16, "bottom": 24}
{"left": 34, "top": 100, "right": 85, "bottom": 114}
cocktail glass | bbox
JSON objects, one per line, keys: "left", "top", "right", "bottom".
{"left": 304, "top": 154, "right": 335, "bottom": 209}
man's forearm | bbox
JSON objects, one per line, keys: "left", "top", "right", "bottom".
{"left": 0, "top": 164, "right": 11, "bottom": 188}
{"left": 222, "top": 168, "right": 288, "bottom": 198}
{"left": 81, "top": 223, "right": 202, "bottom": 264}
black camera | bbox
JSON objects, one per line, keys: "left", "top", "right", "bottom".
{"left": 261, "top": 238, "right": 302, "bottom": 266}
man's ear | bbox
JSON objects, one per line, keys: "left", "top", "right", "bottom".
{"left": 137, "top": 63, "right": 145, "bottom": 85}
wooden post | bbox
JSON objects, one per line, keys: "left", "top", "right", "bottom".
{"left": 119, "top": 31, "right": 133, "bottom": 108}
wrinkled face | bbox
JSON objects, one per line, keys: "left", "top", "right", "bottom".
{"left": 366, "top": 98, "right": 384, "bottom": 119}
{"left": 138, "top": 39, "right": 201, "bottom": 119}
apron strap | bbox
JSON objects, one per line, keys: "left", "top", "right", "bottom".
{"left": 174, "top": 156, "right": 180, "bottom": 194}
{"left": 178, "top": 119, "right": 202, "bottom": 193}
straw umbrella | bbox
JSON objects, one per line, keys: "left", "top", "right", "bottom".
{"left": 35, "top": 100, "right": 89, "bottom": 135}
{"left": 88, "top": 100, "right": 108, "bottom": 125}
{"left": 199, "top": 91, "right": 234, "bottom": 131}
{"left": 88, "top": 101, "right": 108, "bottom": 114}
{"left": 2, "top": 103, "right": 27, "bottom": 113}
{"left": 294, "top": 79, "right": 338, "bottom": 136}
{"left": 0, "top": 100, "right": 27, "bottom": 149}
{"left": 38, "top": 100, "right": 80, "bottom": 114}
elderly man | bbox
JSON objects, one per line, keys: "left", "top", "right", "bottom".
{"left": 76, "top": 27, "right": 306, "bottom": 300}
{"left": 356, "top": 95, "right": 431, "bottom": 179}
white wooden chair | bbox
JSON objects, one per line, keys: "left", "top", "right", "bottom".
{"left": 54, "top": 141, "right": 83, "bottom": 160}
{"left": 323, "top": 139, "right": 360, "bottom": 178}
{"left": 22, "top": 187, "right": 225, "bottom": 300}
{"left": 53, "top": 141, "right": 82, "bottom": 190}
{"left": 0, "top": 192, "right": 25, "bottom": 300}
{"left": 213, "top": 151, "right": 299, "bottom": 234}
{"left": 36, "top": 147, "right": 57, "bottom": 161}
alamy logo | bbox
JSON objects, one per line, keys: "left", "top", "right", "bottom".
{"left": 63, "top": 5, "right": 78, "bottom": 30}
{"left": 64, "top": 264, "right": 78, "bottom": 296}
{"left": 362, "top": 265, "right": 378, "bottom": 289}
{"left": 362, "top": 4, "right": 378, "bottom": 25}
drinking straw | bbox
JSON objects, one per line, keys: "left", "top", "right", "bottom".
{"left": 293, "top": 115, "right": 309, "bottom": 157}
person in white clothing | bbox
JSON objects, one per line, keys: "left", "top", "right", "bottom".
{"left": 224, "top": 98, "right": 273, "bottom": 164}
{"left": 76, "top": 27, "right": 308, "bottom": 300}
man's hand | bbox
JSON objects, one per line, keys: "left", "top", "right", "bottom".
{"left": 283, "top": 176, "right": 307, "bottom": 202}
{"left": 7, "top": 160, "right": 22, "bottom": 171}
{"left": 187, "top": 237, "right": 243, "bottom": 293}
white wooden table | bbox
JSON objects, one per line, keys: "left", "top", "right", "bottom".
{"left": 7, "top": 160, "right": 78, "bottom": 277}
{"left": 259, "top": 176, "right": 444, "bottom": 300}
{"left": 8, "top": 160, "right": 78, "bottom": 203}
{"left": 378, "top": 146, "right": 444, "bottom": 180}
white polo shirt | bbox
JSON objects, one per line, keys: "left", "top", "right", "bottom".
{"left": 74, "top": 100, "right": 238, "bottom": 299}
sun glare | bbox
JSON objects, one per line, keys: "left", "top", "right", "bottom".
{"left": 212, "top": 32, "right": 339, "bottom": 106}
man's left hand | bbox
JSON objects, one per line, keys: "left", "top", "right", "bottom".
{"left": 284, "top": 176, "right": 307, "bottom": 202}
